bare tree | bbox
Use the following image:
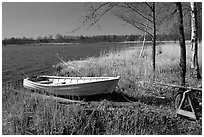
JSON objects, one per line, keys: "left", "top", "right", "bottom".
{"left": 113, "top": 2, "right": 158, "bottom": 70}
{"left": 190, "top": 2, "right": 201, "bottom": 79}
{"left": 76, "top": 2, "right": 169, "bottom": 71}
{"left": 175, "top": 2, "right": 186, "bottom": 86}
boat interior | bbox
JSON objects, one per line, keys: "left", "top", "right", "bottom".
{"left": 28, "top": 76, "right": 110, "bottom": 85}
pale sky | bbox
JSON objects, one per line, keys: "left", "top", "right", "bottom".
{"left": 2, "top": 2, "right": 141, "bottom": 39}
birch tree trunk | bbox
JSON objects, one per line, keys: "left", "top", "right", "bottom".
{"left": 190, "top": 2, "right": 201, "bottom": 79}
{"left": 175, "top": 2, "right": 186, "bottom": 86}
{"left": 138, "top": 35, "right": 146, "bottom": 59}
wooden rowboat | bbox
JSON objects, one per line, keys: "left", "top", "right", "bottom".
{"left": 23, "top": 75, "right": 120, "bottom": 96}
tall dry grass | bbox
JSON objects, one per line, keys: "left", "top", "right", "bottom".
{"left": 2, "top": 41, "right": 202, "bottom": 135}
{"left": 54, "top": 41, "right": 202, "bottom": 96}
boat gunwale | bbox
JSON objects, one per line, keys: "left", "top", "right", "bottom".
{"left": 24, "top": 75, "right": 120, "bottom": 87}
{"left": 43, "top": 75, "right": 120, "bottom": 80}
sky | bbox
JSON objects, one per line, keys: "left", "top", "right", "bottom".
{"left": 2, "top": 2, "right": 141, "bottom": 39}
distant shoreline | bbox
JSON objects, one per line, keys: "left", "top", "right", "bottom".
{"left": 3, "top": 40, "right": 193, "bottom": 47}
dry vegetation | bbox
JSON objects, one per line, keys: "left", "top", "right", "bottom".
{"left": 2, "top": 42, "right": 202, "bottom": 135}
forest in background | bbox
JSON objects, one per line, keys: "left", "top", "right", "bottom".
{"left": 2, "top": 33, "right": 195, "bottom": 46}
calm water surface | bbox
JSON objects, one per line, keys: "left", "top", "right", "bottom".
{"left": 2, "top": 42, "right": 137, "bottom": 82}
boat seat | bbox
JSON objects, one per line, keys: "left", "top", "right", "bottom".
{"left": 38, "top": 81, "right": 53, "bottom": 84}
{"left": 51, "top": 82, "right": 66, "bottom": 85}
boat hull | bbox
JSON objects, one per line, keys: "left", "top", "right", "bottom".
{"left": 23, "top": 76, "right": 120, "bottom": 96}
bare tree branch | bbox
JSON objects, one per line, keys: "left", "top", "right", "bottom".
{"left": 128, "top": 14, "right": 153, "bottom": 30}
{"left": 88, "top": 3, "right": 117, "bottom": 27}
{"left": 143, "top": 2, "right": 153, "bottom": 11}
{"left": 71, "top": 2, "right": 118, "bottom": 33}
{"left": 125, "top": 2, "right": 153, "bottom": 23}
{"left": 155, "top": 3, "right": 175, "bottom": 19}
{"left": 112, "top": 10, "right": 153, "bottom": 37}
{"left": 156, "top": 8, "right": 177, "bottom": 27}
{"left": 92, "top": 2, "right": 110, "bottom": 12}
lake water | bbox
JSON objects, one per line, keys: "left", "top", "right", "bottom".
{"left": 2, "top": 42, "right": 138, "bottom": 82}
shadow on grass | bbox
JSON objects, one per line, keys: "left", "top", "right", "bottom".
{"left": 58, "top": 91, "right": 137, "bottom": 102}
{"left": 59, "top": 91, "right": 173, "bottom": 106}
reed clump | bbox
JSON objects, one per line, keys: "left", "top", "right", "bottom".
{"left": 2, "top": 42, "right": 202, "bottom": 135}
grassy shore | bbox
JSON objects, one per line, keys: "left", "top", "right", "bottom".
{"left": 2, "top": 42, "right": 202, "bottom": 135}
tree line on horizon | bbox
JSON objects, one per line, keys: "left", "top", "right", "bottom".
{"left": 2, "top": 33, "right": 196, "bottom": 46}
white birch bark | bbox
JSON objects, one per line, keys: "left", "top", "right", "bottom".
{"left": 190, "top": 2, "right": 201, "bottom": 79}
